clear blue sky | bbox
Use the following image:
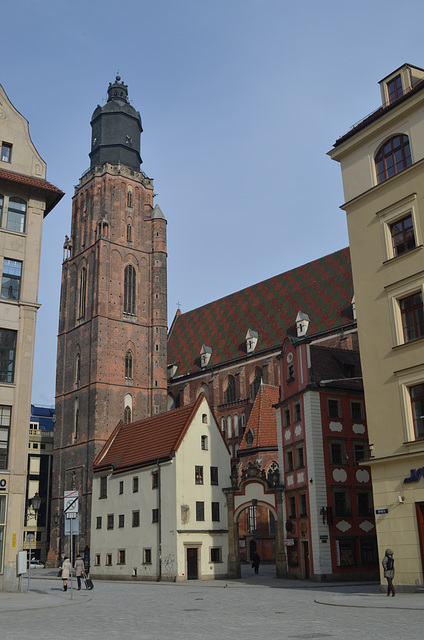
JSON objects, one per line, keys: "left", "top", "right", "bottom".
{"left": 2, "top": 0, "right": 424, "bottom": 405}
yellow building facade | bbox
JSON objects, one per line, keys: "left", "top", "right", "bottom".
{"left": 329, "top": 64, "right": 424, "bottom": 590}
{"left": 0, "top": 85, "right": 63, "bottom": 591}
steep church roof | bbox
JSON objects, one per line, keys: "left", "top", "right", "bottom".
{"left": 93, "top": 394, "right": 219, "bottom": 474}
{"left": 239, "top": 384, "right": 280, "bottom": 452}
{"left": 168, "top": 247, "right": 353, "bottom": 377}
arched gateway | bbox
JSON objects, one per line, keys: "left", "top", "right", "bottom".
{"left": 224, "top": 463, "right": 287, "bottom": 578}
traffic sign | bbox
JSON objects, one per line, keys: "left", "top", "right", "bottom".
{"left": 64, "top": 490, "right": 79, "bottom": 515}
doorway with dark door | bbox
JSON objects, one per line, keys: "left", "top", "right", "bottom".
{"left": 187, "top": 547, "right": 198, "bottom": 580}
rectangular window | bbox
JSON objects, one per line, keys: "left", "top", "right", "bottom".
{"left": 143, "top": 548, "right": 152, "bottom": 564}
{"left": 351, "top": 401, "right": 364, "bottom": 421}
{"left": 360, "top": 538, "right": 378, "bottom": 566}
{"left": 410, "top": 383, "right": 424, "bottom": 438}
{"left": 300, "top": 493, "right": 307, "bottom": 517}
{"left": 1, "top": 143, "right": 12, "bottom": 163}
{"left": 296, "top": 446, "right": 304, "bottom": 469}
{"left": 195, "top": 465, "right": 203, "bottom": 485}
{"left": 387, "top": 75, "right": 403, "bottom": 104}
{"left": 119, "top": 480, "right": 124, "bottom": 495}
{"left": 0, "top": 495, "right": 5, "bottom": 573}
{"left": 286, "top": 450, "right": 294, "bottom": 472}
{"left": 0, "top": 329, "right": 17, "bottom": 383}
{"left": 248, "top": 505, "right": 257, "bottom": 532}
{"left": 95, "top": 554, "right": 100, "bottom": 566}
{"left": 132, "top": 476, "right": 139, "bottom": 493}
{"left": 288, "top": 495, "right": 296, "bottom": 519}
{"left": 117, "top": 550, "right": 126, "bottom": 564}
{"left": 353, "top": 443, "right": 366, "bottom": 465}
{"left": 0, "top": 405, "right": 11, "bottom": 469}
{"left": 390, "top": 214, "right": 416, "bottom": 256}
{"left": 96, "top": 516, "right": 102, "bottom": 529}
{"left": 287, "top": 364, "right": 294, "bottom": 382}
{"left": 210, "top": 466, "right": 218, "bottom": 486}
{"left": 1, "top": 259, "right": 22, "bottom": 300}
{"left": 283, "top": 408, "right": 290, "bottom": 427}
{"left": 357, "top": 490, "right": 373, "bottom": 517}
{"left": 333, "top": 490, "right": 350, "bottom": 517}
{"left": 152, "top": 471, "right": 158, "bottom": 489}
{"left": 196, "top": 501, "right": 205, "bottom": 521}
{"left": 107, "top": 514, "right": 114, "bottom": 530}
{"left": 210, "top": 547, "right": 222, "bottom": 563}
{"left": 336, "top": 538, "right": 356, "bottom": 567}
{"left": 132, "top": 510, "right": 140, "bottom": 527}
{"left": 400, "top": 293, "right": 424, "bottom": 342}
{"left": 294, "top": 403, "right": 301, "bottom": 422}
{"left": 211, "top": 502, "right": 220, "bottom": 522}
{"left": 105, "top": 554, "right": 112, "bottom": 566}
{"left": 7, "top": 199, "right": 26, "bottom": 233}
{"left": 100, "top": 476, "right": 107, "bottom": 499}
{"left": 201, "top": 435, "right": 208, "bottom": 450}
{"left": 118, "top": 514, "right": 125, "bottom": 528}
{"left": 152, "top": 509, "right": 159, "bottom": 523}
{"left": 330, "top": 441, "right": 345, "bottom": 465}
{"left": 328, "top": 399, "right": 341, "bottom": 419}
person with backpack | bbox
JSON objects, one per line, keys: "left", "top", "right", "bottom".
{"left": 382, "top": 549, "right": 395, "bottom": 597}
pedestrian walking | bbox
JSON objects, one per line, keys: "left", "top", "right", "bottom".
{"left": 74, "top": 554, "right": 85, "bottom": 591}
{"left": 382, "top": 549, "right": 395, "bottom": 597}
{"left": 61, "top": 556, "right": 72, "bottom": 592}
{"left": 252, "top": 551, "right": 260, "bottom": 574}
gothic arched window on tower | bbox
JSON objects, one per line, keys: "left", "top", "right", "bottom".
{"left": 225, "top": 375, "right": 236, "bottom": 404}
{"left": 125, "top": 351, "right": 133, "bottom": 381}
{"left": 78, "top": 268, "right": 87, "bottom": 319}
{"left": 124, "top": 405, "right": 132, "bottom": 424}
{"left": 251, "top": 367, "right": 263, "bottom": 400}
{"left": 127, "top": 224, "right": 132, "bottom": 243}
{"left": 124, "top": 265, "right": 136, "bottom": 315}
{"left": 75, "top": 354, "right": 81, "bottom": 387}
{"left": 127, "top": 189, "right": 133, "bottom": 208}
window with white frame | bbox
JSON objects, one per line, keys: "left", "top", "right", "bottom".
{"left": 1, "top": 259, "right": 22, "bottom": 300}
{"left": 377, "top": 194, "right": 420, "bottom": 262}
{"left": 387, "top": 277, "right": 424, "bottom": 346}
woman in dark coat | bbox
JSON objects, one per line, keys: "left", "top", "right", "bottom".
{"left": 382, "top": 549, "right": 395, "bottom": 597}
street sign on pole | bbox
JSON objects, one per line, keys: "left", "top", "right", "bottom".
{"left": 64, "top": 490, "right": 79, "bottom": 535}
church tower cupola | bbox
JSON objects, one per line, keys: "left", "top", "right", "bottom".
{"left": 89, "top": 76, "right": 143, "bottom": 171}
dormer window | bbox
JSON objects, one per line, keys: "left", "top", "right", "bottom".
{"left": 246, "top": 429, "right": 254, "bottom": 447}
{"left": 387, "top": 75, "right": 403, "bottom": 104}
{"left": 200, "top": 344, "right": 212, "bottom": 368}
{"left": 296, "top": 311, "right": 310, "bottom": 337}
{"left": 245, "top": 329, "right": 258, "bottom": 353}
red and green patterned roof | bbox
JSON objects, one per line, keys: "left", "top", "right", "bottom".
{"left": 168, "top": 247, "right": 353, "bottom": 377}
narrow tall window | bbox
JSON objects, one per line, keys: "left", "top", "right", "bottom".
{"left": 1, "top": 259, "right": 22, "bottom": 300}
{"left": 0, "top": 406, "right": 11, "bottom": 469}
{"left": 0, "top": 329, "right": 16, "bottom": 383}
{"left": 387, "top": 75, "right": 403, "bottom": 104}
{"left": 211, "top": 502, "right": 220, "bottom": 522}
{"left": 251, "top": 368, "right": 262, "bottom": 400}
{"left": 78, "top": 268, "right": 87, "bottom": 319}
{"left": 124, "top": 405, "right": 132, "bottom": 423}
{"left": 195, "top": 466, "right": 203, "bottom": 485}
{"left": 390, "top": 215, "right": 416, "bottom": 257}
{"left": 225, "top": 375, "right": 236, "bottom": 403}
{"left": 410, "top": 383, "right": 424, "bottom": 439}
{"left": 124, "top": 265, "right": 136, "bottom": 315}
{"left": 126, "top": 224, "right": 132, "bottom": 242}
{"left": 400, "top": 293, "right": 424, "bottom": 342}
{"left": 375, "top": 135, "right": 412, "bottom": 184}
{"left": 125, "top": 351, "right": 133, "bottom": 380}
{"left": 7, "top": 198, "right": 26, "bottom": 233}
{"left": 210, "top": 466, "right": 218, "bottom": 486}
{"left": 1, "top": 143, "right": 12, "bottom": 163}
{"left": 75, "top": 354, "right": 81, "bottom": 386}
{"left": 196, "top": 501, "right": 205, "bottom": 521}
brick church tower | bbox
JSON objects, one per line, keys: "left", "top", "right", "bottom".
{"left": 48, "top": 77, "right": 168, "bottom": 563}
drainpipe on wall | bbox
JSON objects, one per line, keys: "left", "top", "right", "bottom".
{"left": 157, "top": 460, "right": 162, "bottom": 582}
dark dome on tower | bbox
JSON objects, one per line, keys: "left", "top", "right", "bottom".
{"left": 89, "top": 76, "right": 143, "bottom": 171}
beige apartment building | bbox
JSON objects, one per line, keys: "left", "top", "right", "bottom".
{"left": 0, "top": 85, "right": 63, "bottom": 591}
{"left": 329, "top": 64, "right": 424, "bottom": 590}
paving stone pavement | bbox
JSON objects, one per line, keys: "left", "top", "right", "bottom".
{"left": 1, "top": 565, "right": 423, "bottom": 640}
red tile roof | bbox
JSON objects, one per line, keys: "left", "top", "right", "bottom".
{"left": 94, "top": 394, "right": 212, "bottom": 474}
{"left": 0, "top": 168, "right": 64, "bottom": 215}
{"left": 168, "top": 248, "right": 353, "bottom": 377}
{"left": 239, "top": 384, "right": 279, "bottom": 451}
{"left": 309, "top": 344, "right": 363, "bottom": 391}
